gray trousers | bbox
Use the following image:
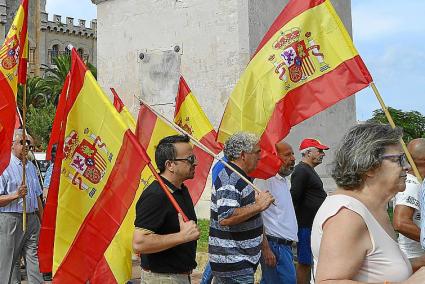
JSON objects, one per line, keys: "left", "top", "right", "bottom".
{"left": 0, "top": 213, "right": 43, "bottom": 284}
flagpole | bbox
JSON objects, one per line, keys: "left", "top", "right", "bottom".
{"left": 370, "top": 82, "right": 422, "bottom": 182}
{"left": 21, "top": 82, "right": 27, "bottom": 231}
{"left": 136, "top": 96, "right": 272, "bottom": 199}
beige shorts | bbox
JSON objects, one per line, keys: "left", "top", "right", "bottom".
{"left": 140, "top": 269, "right": 191, "bottom": 284}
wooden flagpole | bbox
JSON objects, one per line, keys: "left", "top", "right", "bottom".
{"left": 21, "top": 82, "right": 28, "bottom": 231}
{"left": 370, "top": 82, "right": 422, "bottom": 182}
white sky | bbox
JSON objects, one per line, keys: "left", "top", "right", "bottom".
{"left": 45, "top": 0, "right": 425, "bottom": 120}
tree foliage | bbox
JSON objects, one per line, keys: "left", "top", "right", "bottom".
{"left": 368, "top": 107, "right": 425, "bottom": 142}
{"left": 26, "top": 104, "right": 56, "bottom": 149}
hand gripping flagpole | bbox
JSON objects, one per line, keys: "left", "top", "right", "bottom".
{"left": 370, "top": 82, "right": 422, "bottom": 182}
{"left": 135, "top": 96, "right": 276, "bottom": 206}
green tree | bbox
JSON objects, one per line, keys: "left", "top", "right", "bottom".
{"left": 44, "top": 54, "right": 97, "bottom": 105}
{"left": 17, "top": 76, "right": 49, "bottom": 109}
{"left": 368, "top": 107, "right": 425, "bottom": 142}
{"left": 25, "top": 104, "right": 56, "bottom": 149}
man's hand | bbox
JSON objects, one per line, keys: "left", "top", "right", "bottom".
{"left": 255, "top": 190, "right": 275, "bottom": 211}
{"left": 262, "top": 243, "right": 277, "bottom": 267}
{"left": 178, "top": 214, "right": 200, "bottom": 243}
{"left": 15, "top": 185, "right": 27, "bottom": 199}
{"left": 43, "top": 188, "right": 49, "bottom": 202}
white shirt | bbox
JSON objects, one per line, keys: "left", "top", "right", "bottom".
{"left": 254, "top": 174, "right": 298, "bottom": 241}
{"left": 394, "top": 173, "right": 424, "bottom": 258}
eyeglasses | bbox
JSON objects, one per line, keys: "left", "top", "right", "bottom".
{"left": 381, "top": 153, "right": 409, "bottom": 168}
{"left": 171, "top": 155, "right": 197, "bottom": 165}
{"left": 14, "top": 139, "right": 34, "bottom": 150}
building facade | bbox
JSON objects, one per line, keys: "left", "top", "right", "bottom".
{"left": 0, "top": 0, "right": 97, "bottom": 76}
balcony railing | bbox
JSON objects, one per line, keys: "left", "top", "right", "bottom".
{"left": 47, "top": 49, "right": 90, "bottom": 65}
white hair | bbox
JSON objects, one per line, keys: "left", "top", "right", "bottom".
{"left": 300, "top": 147, "right": 316, "bottom": 156}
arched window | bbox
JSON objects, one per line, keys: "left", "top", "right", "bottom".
{"left": 77, "top": 48, "right": 84, "bottom": 58}
{"left": 64, "top": 46, "right": 71, "bottom": 56}
{"left": 50, "top": 44, "right": 59, "bottom": 64}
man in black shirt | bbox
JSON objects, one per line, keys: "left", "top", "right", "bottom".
{"left": 290, "top": 138, "right": 329, "bottom": 284}
{"left": 133, "top": 135, "right": 200, "bottom": 283}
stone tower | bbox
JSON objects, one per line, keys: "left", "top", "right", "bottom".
{"left": 92, "top": 0, "right": 354, "bottom": 217}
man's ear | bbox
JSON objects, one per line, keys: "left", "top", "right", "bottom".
{"left": 165, "top": 160, "right": 174, "bottom": 173}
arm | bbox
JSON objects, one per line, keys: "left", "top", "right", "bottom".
{"left": 219, "top": 190, "right": 274, "bottom": 226}
{"left": 261, "top": 232, "right": 276, "bottom": 267}
{"left": 0, "top": 185, "right": 26, "bottom": 207}
{"left": 290, "top": 167, "right": 307, "bottom": 208}
{"left": 315, "top": 208, "right": 371, "bottom": 284}
{"left": 133, "top": 214, "right": 199, "bottom": 254}
{"left": 37, "top": 196, "right": 43, "bottom": 221}
{"left": 393, "top": 205, "right": 420, "bottom": 242}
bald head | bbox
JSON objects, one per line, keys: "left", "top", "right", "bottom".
{"left": 275, "top": 141, "right": 295, "bottom": 177}
{"left": 407, "top": 138, "right": 425, "bottom": 176}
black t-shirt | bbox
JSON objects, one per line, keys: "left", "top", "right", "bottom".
{"left": 290, "top": 161, "right": 327, "bottom": 228}
{"left": 134, "top": 177, "right": 197, "bottom": 273}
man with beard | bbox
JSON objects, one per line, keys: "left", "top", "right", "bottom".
{"left": 133, "top": 135, "right": 200, "bottom": 284}
{"left": 254, "top": 141, "right": 298, "bottom": 284}
{"left": 290, "top": 138, "right": 329, "bottom": 284}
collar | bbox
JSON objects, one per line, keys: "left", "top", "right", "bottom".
{"left": 11, "top": 153, "right": 24, "bottom": 166}
{"left": 227, "top": 162, "right": 252, "bottom": 181}
{"left": 274, "top": 173, "right": 287, "bottom": 181}
{"left": 160, "top": 176, "right": 186, "bottom": 193}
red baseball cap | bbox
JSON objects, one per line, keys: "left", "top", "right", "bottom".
{"left": 299, "top": 138, "right": 329, "bottom": 151}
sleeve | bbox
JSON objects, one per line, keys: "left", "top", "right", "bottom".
{"left": 216, "top": 183, "right": 242, "bottom": 222}
{"left": 395, "top": 180, "right": 420, "bottom": 210}
{"left": 0, "top": 174, "right": 7, "bottom": 195}
{"left": 290, "top": 167, "right": 308, "bottom": 209}
{"left": 134, "top": 190, "right": 168, "bottom": 233}
{"left": 43, "top": 164, "right": 53, "bottom": 189}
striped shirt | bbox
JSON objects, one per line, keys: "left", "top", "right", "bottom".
{"left": 208, "top": 162, "right": 263, "bottom": 277}
{"left": 0, "top": 154, "right": 42, "bottom": 213}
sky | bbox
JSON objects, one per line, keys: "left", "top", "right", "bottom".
{"left": 45, "top": 0, "right": 425, "bottom": 120}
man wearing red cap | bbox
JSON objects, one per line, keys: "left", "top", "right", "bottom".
{"left": 290, "top": 138, "right": 329, "bottom": 284}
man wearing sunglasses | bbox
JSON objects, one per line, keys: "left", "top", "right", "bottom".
{"left": 290, "top": 138, "right": 329, "bottom": 284}
{"left": 133, "top": 135, "right": 200, "bottom": 284}
{"left": 393, "top": 138, "right": 425, "bottom": 260}
{"left": 0, "top": 129, "right": 44, "bottom": 283}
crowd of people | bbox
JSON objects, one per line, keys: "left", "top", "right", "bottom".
{"left": 2, "top": 122, "right": 425, "bottom": 283}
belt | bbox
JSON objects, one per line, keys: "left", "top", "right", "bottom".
{"left": 266, "top": 235, "right": 293, "bottom": 246}
{"left": 141, "top": 267, "right": 192, "bottom": 275}
{"left": 1, "top": 211, "right": 36, "bottom": 215}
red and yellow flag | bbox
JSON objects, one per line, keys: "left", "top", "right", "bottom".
{"left": 0, "top": 0, "right": 28, "bottom": 174}
{"left": 217, "top": 0, "right": 372, "bottom": 178}
{"left": 174, "top": 76, "right": 222, "bottom": 204}
{"left": 39, "top": 49, "right": 151, "bottom": 283}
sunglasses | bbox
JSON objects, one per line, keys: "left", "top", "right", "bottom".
{"left": 171, "top": 154, "right": 197, "bottom": 165}
{"left": 15, "top": 139, "right": 34, "bottom": 150}
{"left": 381, "top": 153, "right": 409, "bottom": 168}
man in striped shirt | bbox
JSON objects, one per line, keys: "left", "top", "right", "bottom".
{"left": 209, "top": 132, "right": 275, "bottom": 284}
{"left": 0, "top": 129, "right": 44, "bottom": 283}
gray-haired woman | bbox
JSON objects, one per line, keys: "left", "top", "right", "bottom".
{"left": 312, "top": 123, "right": 425, "bottom": 283}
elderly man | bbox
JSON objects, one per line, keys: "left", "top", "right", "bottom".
{"left": 133, "top": 135, "right": 200, "bottom": 284}
{"left": 255, "top": 141, "right": 297, "bottom": 284}
{"left": 290, "top": 138, "right": 329, "bottom": 284}
{"left": 0, "top": 129, "right": 44, "bottom": 283}
{"left": 393, "top": 138, "right": 425, "bottom": 259}
{"left": 209, "top": 132, "right": 275, "bottom": 284}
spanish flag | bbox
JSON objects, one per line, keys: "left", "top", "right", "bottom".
{"left": 217, "top": 0, "right": 372, "bottom": 178}
{"left": 39, "top": 49, "right": 151, "bottom": 283}
{"left": 0, "top": 0, "right": 28, "bottom": 174}
{"left": 174, "top": 76, "right": 222, "bottom": 204}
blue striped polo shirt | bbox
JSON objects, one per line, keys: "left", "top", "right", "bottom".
{"left": 208, "top": 162, "right": 263, "bottom": 277}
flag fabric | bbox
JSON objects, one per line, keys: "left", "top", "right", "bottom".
{"left": 174, "top": 76, "right": 222, "bottom": 204}
{"left": 38, "top": 49, "right": 151, "bottom": 283}
{"left": 217, "top": 0, "right": 372, "bottom": 178}
{"left": 46, "top": 74, "right": 71, "bottom": 161}
{"left": 0, "top": 0, "right": 28, "bottom": 174}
